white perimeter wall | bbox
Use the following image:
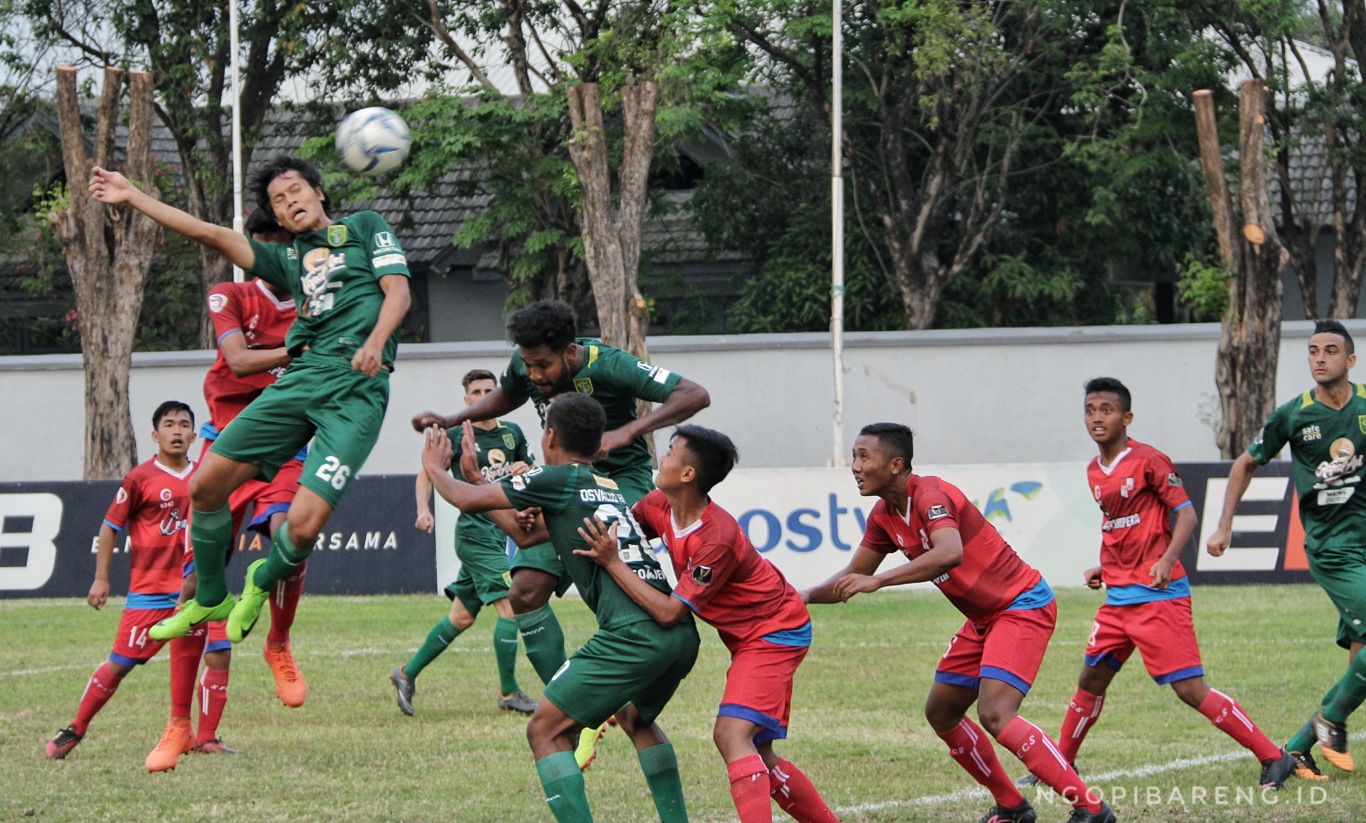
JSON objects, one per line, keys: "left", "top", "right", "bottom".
{"left": 1, "top": 320, "right": 1357, "bottom": 481}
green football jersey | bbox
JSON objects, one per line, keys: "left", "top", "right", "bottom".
{"left": 249, "top": 211, "right": 410, "bottom": 369}
{"left": 1248, "top": 383, "right": 1366, "bottom": 550}
{"left": 501, "top": 462, "right": 674, "bottom": 630}
{"left": 450, "top": 420, "right": 532, "bottom": 543}
{"left": 499, "top": 338, "right": 682, "bottom": 477}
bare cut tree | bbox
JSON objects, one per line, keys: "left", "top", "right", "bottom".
{"left": 52, "top": 65, "right": 162, "bottom": 478}
{"left": 1193, "top": 81, "right": 1289, "bottom": 459}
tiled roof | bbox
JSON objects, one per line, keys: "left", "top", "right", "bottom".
{"left": 1270, "top": 134, "right": 1358, "bottom": 230}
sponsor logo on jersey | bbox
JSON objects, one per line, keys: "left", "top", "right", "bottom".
{"left": 573, "top": 377, "right": 594, "bottom": 395}
{"left": 1302, "top": 424, "right": 1323, "bottom": 441}
{"left": 302, "top": 248, "right": 346, "bottom": 317}
{"left": 690, "top": 564, "right": 713, "bottom": 585}
{"left": 208, "top": 293, "right": 228, "bottom": 313}
{"left": 1102, "top": 513, "right": 1141, "bottom": 531}
{"left": 510, "top": 475, "right": 527, "bottom": 491}
{"left": 1316, "top": 438, "right": 1365, "bottom": 484}
{"left": 372, "top": 253, "right": 406, "bottom": 268}
{"left": 1167, "top": 472, "right": 1183, "bottom": 487}
{"left": 115, "top": 487, "right": 128, "bottom": 505}
{"left": 375, "top": 231, "right": 397, "bottom": 249}
{"left": 326, "top": 224, "right": 348, "bottom": 247}
{"left": 159, "top": 488, "right": 173, "bottom": 502}
{"left": 926, "top": 504, "right": 949, "bottom": 520}
{"left": 593, "top": 475, "right": 619, "bottom": 490}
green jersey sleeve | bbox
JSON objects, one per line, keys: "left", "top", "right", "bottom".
{"left": 1248, "top": 396, "right": 1298, "bottom": 465}
{"left": 502, "top": 465, "right": 572, "bottom": 513}
{"left": 247, "top": 237, "right": 293, "bottom": 291}
{"left": 593, "top": 345, "right": 683, "bottom": 404}
{"left": 499, "top": 351, "right": 534, "bottom": 402}
{"left": 360, "top": 212, "right": 411, "bottom": 279}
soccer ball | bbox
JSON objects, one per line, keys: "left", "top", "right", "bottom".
{"left": 336, "top": 107, "right": 410, "bottom": 176}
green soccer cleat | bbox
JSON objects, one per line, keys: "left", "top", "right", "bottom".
{"left": 226, "top": 559, "right": 270, "bottom": 644}
{"left": 574, "top": 721, "right": 607, "bottom": 770}
{"left": 149, "top": 597, "right": 236, "bottom": 641}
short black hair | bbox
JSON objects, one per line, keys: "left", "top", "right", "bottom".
{"left": 462, "top": 368, "right": 497, "bottom": 389}
{"left": 545, "top": 393, "right": 604, "bottom": 456}
{"left": 153, "top": 400, "right": 194, "bottom": 428}
{"left": 250, "top": 156, "right": 327, "bottom": 215}
{"left": 858, "top": 423, "right": 913, "bottom": 466}
{"left": 1084, "top": 377, "right": 1132, "bottom": 412}
{"left": 244, "top": 208, "right": 285, "bottom": 237}
{"left": 507, "top": 300, "right": 578, "bottom": 352}
{"left": 1314, "top": 319, "right": 1355, "bottom": 355}
{"left": 672, "top": 425, "right": 739, "bottom": 494}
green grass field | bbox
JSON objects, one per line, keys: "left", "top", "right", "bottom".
{"left": 1, "top": 585, "right": 1360, "bottom": 822}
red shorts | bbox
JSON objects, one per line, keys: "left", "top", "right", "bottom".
{"left": 717, "top": 640, "right": 809, "bottom": 743}
{"left": 110, "top": 607, "right": 175, "bottom": 665}
{"left": 935, "top": 602, "right": 1057, "bottom": 695}
{"left": 229, "top": 458, "right": 303, "bottom": 532}
{"left": 1085, "top": 598, "right": 1204, "bottom": 684}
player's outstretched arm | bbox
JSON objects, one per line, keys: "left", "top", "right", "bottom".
{"left": 411, "top": 386, "right": 523, "bottom": 433}
{"left": 89, "top": 167, "right": 254, "bottom": 269}
{"left": 352, "top": 274, "right": 411, "bottom": 377}
{"left": 414, "top": 472, "right": 434, "bottom": 533}
{"left": 598, "top": 377, "right": 710, "bottom": 458}
{"left": 1206, "top": 451, "right": 1259, "bottom": 557}
{"left": 218, "top": 333, "right": 291, "bottom": 378}
{"left": 575, "top": 517, "right": 690, "bottom": 627}
{"left": 422, "top": 426, "right": 514, "bottom": 514}
{"left": 87, "top": 524, "right": 118, "bottom": 610}
{"left": 805, "top": 546, "right": 885, "bottom": 604}
{"left": 839, "top": 528, "right": 964, "bottom": 598}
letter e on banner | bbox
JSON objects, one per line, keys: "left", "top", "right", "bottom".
{"left": 0, "top": 493, "right": 63, "bottom": 591}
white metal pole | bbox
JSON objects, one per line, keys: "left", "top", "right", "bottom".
{"left": 230, "top": 0, "right": 244, "bottom": 283}
{"left": 830, "top": 0, "right": 845, "bottom": 467}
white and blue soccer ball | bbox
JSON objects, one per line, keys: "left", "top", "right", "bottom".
{"left": 336, "top": 106, "right": 410, "bottom": 176}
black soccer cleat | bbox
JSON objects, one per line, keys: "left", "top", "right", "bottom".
{"left": 1259, "top": 749, "right": 1297, "bottom": 789}
{"left": 1290, "top": 750, "right": 1329, "bottom": 781}
{"left": 1312, "top": 710, "right": 1354, "bottom": 771}
{"left": 44, "top": 724, "right": 83, "bottom": 760}
{"left": 1066, "top": 801, "right": 1116, "bottom": 823}
{"left": 390, "top": 666, "right": 416, "bottom": 717}
{"left": 978, "top": 799, "right": 1036, "bottom": 823}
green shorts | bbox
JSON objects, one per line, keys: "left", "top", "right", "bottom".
{"left": 509, "top": 462, "right": 656, "bottom": 593}
{"left": 443, "top": 529, "right": 512, "bottom": 613}
{"left": 211, "top": 360, "right": 388, "bottom": 509}
{"left": 543, "top": 618, "right": 699, "bottom": 728}
{"left": 1307, "top": 545, "right": 1366, "bottom": 649}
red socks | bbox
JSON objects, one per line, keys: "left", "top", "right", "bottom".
{"left": 1198, "top": 688, "right": 1281, "bottom": 762}
{"left": 728, "top": 754, "right": 773, "bottom": 823}
{"left": 169, "top": 630, "right": 207, "bottom": 720}
{"left": 1057, "top": 688, "right": 1104, "bottom": 762}
{"left": 768, "top": 757, "right": 840, "bottom": 822}
{"left": 195, "top": 667, "right": 230, "bottom": 745}
{"left": 938, "top": 718, "right": 1024, "bottom": 808}
{"left": 73, "top": 661, "right": 122, "bottom": 735}
{"left": 267, "top": 563, "right": 307, "bottom": 645}
{"left": 996, "top": 716, "right": 1100, "bottom": 813}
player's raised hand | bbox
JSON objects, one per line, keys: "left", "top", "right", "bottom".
{"left": 351, "top": 342, "right": 383, "bottom": 377}
{"left": 87, "top": 578, "right": 110, "bottom": 610}
{"left": 410, "top": 411, "right": 451, "bottom": 432}
{"left": 422, "top": 424, "right": 453, "bottom": 474}
{"left": 1205, "top": 525, "right": 1230, "bottom": 557}
{"left": 1083, "top": 566, "right": 1103, "bottom": 589}
{"left": 833, "top": 572, "right": 881, "bottom": 601}
{"left": 515, "top": 507, "right": 542, "bottom": 532}
{"left": 574, "top": 517, "right": 620, "bottom": 565}
{"left": 88, "top": 166, "right": 134, "bottom": 204}
{"left": 508, "top": 461, "right": 532, "bottom": 475}
{"left": 415, "top": 511, "right": 434, "bottom": 533}
{"left": 458, "top": 421, "right": 482, "bottom": 482}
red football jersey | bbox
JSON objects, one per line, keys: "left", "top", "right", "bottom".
{"left": 633, "top": 490, "right": 810, "bottom": 652}
{"left": 203, "top": 278, "right": 296, "bottom": 430}
{"left": 102, "top": 457, "right": 194, "bottom": 595}
{"left": 862, "top": 474, "right": 1041, "bottom": 625}
{"left": 1087, "top": 439, "right": 1192, "bottom": 588}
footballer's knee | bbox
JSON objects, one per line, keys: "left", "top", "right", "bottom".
{"left": 509, "top": 570, "right": 555, "bottom": 615}
{"left": 976, "top": 706, "right": 1016, "bottom": 738}
{"left": 1076, "top": 664, "right": 1113, "bottom": 695}
{"left": 204, "top": 649, "right": 231, "bottom": 670}
{"left": 1171, "top": 676, "right": 1209, "bottom": 708}
{"left": 448, "top": 599, "right": 476, "bottom": 631}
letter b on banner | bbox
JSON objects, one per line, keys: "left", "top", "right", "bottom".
{"left": 0, "top": 494, "right": 63, "bottom": 591}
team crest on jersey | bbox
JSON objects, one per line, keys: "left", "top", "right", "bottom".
{"left": 326, "top": 224, "right": 348, "bottom": 247}
{"left": 1119, "top": 477, "right": 1135, "bottom": 498}
{"left": 690, "top": 565, "right": 713, "bottom": 585}
{"left": 926, "top": 504, "right": 949, "bottom": 520}
{"left": 208, "top": 293, "right": 228, "bottom": 313}
{"left": 573, "top": 377, "right": 594, "bottom": 395}
{"left": 502, "top": 432, "right": 516, "bottom": 449}
{"left": 159, "top": 488, "right": 173, "bottom": 502}
{"left": 1359, "top": 415, "right": 1366, "bottom": 434}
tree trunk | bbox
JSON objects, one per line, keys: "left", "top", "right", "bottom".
{"left": 53, "top": 66, "right": 163, "bottom": 479}
{"left": 1194, "top": 82, "right": 1287, "bottom": 458}
{"left": 565, "top": 81, "right": 656, "bottom": 361}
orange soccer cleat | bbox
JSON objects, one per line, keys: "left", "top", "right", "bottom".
{"left": 145, "top": 717, "right": 193, "bottom": 772}
{"left": 263, "top": 642, "right": 308, "bottom": 708}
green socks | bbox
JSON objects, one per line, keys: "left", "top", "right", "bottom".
{"left": 404, "top": 617, "right": 461, "bottom": 680}
{"left": 638, "top": 742, "right": 689, "bottom": 823}
{"left": 494, "top": 617, "right": 520, "bottom": 694}
{"left": 1287, "top": 711, "right": 1319, "bottom": 754}
{"left": 535, "top": 750, "right": 593, "bottom": 822}
{"left": 189, "top": 507, "right": 232, "bottom": 606}
{"left": 1323, "top": 650, "right": 1366, "bottom": 724}
{"left": 253, "top": 522, "right": 310, "bottom": 590}
{"left": 516, "top": 604, "right": 568, "bottom": 685}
